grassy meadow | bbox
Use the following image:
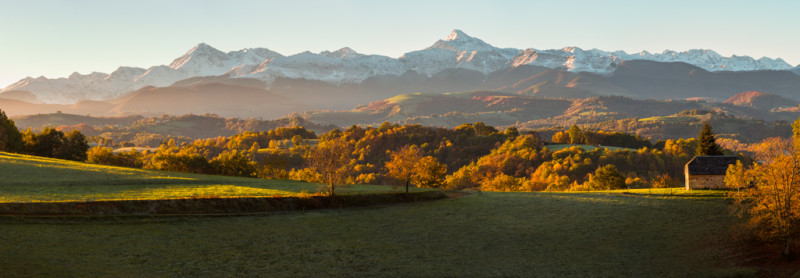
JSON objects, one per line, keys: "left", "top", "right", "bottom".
{"left": 0, "top": 152, "right": 417, "bottom": 203}
{"left": 0, "top": 151, "right": 770, "bottom": 276}
{"left": 0, "top": 190, "right": 750, "bottom": 277}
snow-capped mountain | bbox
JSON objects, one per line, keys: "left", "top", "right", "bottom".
{"left": 245, "top": 49, "right": 404, "bottom": 84}
{"left": 399, "top": 30, "right": 521, "bottom": 76}
{"left": 617, "top": 49, "right": 793, "bottom": 72}
{"left": 2, "top": 29, "right": 796, "bottom": 104}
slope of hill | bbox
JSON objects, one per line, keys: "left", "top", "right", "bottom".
{"left": 607, "top": 60, "right": 800, "bottom": 100}
{"left": 723, "top": 91, "right": 800, "bottom": 111}
{"left": 108, "top": 83, "right": 310, "bottom": 118}
{"left": 303, "top": 91, "right": 574, "bottom": 127}
{"left": 12, "top": 113, "right": 336, "bottom": 146}
{"left": 303, "top": 91, "right": 800, "bottom": 128}
{"left": 11, "top": 113, "right": 144, "bottom": 130}
{"left": 0, "top": 152, "right": 403, "bottom": 203}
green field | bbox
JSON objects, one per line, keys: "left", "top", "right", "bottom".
{"left": 0, "top": 152, "right": 764, "bottom": 276}
{"left": 0, "top": 152, "right": 414, "bottom": 203}
{"left": 0, "top": 190, "right": 750, "bottom": 277}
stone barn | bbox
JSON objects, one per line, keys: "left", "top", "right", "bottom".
{"left": 684, "top": 156, "right": 738, "bottom": 190}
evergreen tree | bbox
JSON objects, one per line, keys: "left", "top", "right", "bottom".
{"left": 695, "top": 122, "right": 724, "bottom": 156}
{"left": 0, "top": 109, "right": 23, "bottom": 152}
{"left": 60, "top": 130, "right": 89, "bottom": 161}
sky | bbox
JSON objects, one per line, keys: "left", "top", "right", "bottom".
{"left": 1, "top": 0, "right": 798, "bottom": 88}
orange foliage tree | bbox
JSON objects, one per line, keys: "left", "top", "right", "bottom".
{"left": 386, "top": 145, "right": 447, "bottom": 195}
{"left": 309, "top": 136, "right": 353, "bottom": 197}
{"left": 726, "top": 135, "right": 800, "bottom": 257}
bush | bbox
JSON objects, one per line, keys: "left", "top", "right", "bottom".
{"left": 481, "top": 174, "right": 523, "bottom": 192}
{"left": 86, "top": 147, "right": 144, "bottom": 168}
{"left": 583, "top": 165, "right": 626, "bottom": 190}
{"left": 210, "top": 150, "right": 257, "bottom": 177}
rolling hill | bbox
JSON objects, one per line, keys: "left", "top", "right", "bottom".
{"left": 723, "top": 91, "right": 800, "bottom": 111}
{"left": 0, "top": 151, "right": 410, "bottom": 203}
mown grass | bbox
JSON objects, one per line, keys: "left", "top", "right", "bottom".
{"left": 0, "top": 191, "right": 745, "bottom": 277}
{"left": 594, "top": 187, "right": 727, "bottom": 197}
{"left": 0, "top": 152, "right": 420, "bottom": 203}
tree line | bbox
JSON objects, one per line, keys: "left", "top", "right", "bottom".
{"left": 1, "top": 110, "right": 89, "bottom": 161}
{"left": 1, "top": 108, "right": 743, "bottom": 194}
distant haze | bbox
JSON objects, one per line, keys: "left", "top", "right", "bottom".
{"left": 1, "top": 0, "right": 798, "bottom": 88}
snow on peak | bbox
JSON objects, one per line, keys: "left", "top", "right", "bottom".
{"left": 227, "top": 48, "right": 284, "bottom": 65}
{"left": 106, "top": 66, "right": 146, "bottom": 81}
{"left": 169, "top": 43, "right": 228, "bottom": 70}
{"left": 614, "top": 49, "right": 793, "bottom": 71}
{"left": 400, "top": 29, "right": 523, "bottom": 75}
{"left": 446, "top": 29, "right": 471, "bottom": 41}
{"left": 4, "top": 29, "right": 798, "bottom": 104}
{"left": 320, "top": 47, "right": 361, "bottom": 59}
{"left": 428, "top": 29, "right": 500, "bottom": 53}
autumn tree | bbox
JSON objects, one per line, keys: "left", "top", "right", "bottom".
{"left": 386, "top": 145, "right": 447, "bottom": 194}
{"left": 567, "top": 125, "right": 584, "bottom": 144}
{"left": 385, "top": 145, "right": 424, "bottom": 196}
{"left": 551, "top": 131, "right": 569, "bottom": 144}
{"left": 726, "top": 135, "right": 800, "bottom": 257}
{"left": 695, "top": 122, "right": 724, "bottom": 156}
{"left": 309, "top": 136, "right": 352, "bottom": 197}
{"left": 583, "top": 164, "right": 626, "bottom": 190}
{"left": 21, "top": 127, "right": 88, "bottom": 161}
{"left": 504, "top": 127, "right": 520, "bottom": 138}
{"left": 415, "top": 156, "right": 447, "bottom": 190}
{"left": 211, "top": 150, "right": 258, "bottom": 177}
{"left": 86, "top": 147, "right": 144, "bottom": 168}
{"left": 147, "top": 140, "right": 211, "bottom": 174}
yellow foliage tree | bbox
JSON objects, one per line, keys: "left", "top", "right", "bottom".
{"left": 415, "top": 156, "right": 447, "bottom": 190}
{"left": 309, "top": 137, "right": 352, "bottom": 197}
{"left": 386, "top": 145, "right": 448, "bottom": 195}
{"left": 726, "top": 136, "right": 800, "bottom": 257}
{"left": 385, "top": 145, "right": 423, "bottom": 196}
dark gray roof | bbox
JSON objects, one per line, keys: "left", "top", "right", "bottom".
{"left": 685, "top": 156, "right": 738, "bottom": 175}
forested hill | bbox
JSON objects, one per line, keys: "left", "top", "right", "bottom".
{"left": 12, "top": 113, "right": 337, "bottom": 147}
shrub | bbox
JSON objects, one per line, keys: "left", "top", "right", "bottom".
{"left": 583, "top": 165, "right": 626, "bottom": 190}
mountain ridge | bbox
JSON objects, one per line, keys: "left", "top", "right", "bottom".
{"left": 3, "top": 29, "right": 797, "bottom": 104}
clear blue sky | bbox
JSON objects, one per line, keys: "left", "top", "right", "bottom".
{"left": 1, "top": 0, "right": 798, "bottom": 88}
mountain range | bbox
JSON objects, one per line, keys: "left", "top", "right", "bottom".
{"left": 0, "top": 30, "right": 800, "bottom": 106}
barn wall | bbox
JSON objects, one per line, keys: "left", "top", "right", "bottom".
{"left": 686, "top": 175, "right": 726, "bottom": 190}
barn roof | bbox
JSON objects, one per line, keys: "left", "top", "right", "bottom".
{"left": 685, "top": 156, "right": 738, "bottom": 175}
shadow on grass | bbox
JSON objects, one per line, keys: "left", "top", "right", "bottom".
{"left": 0, "top": 191, "right": 447, "bottom": 217}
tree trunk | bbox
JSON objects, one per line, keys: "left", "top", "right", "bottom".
{"left": 784, "top": 239, "right": 794, "bottom": 260}
{"left": 405, "top": 180, "right": 409, "bottom": 197}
